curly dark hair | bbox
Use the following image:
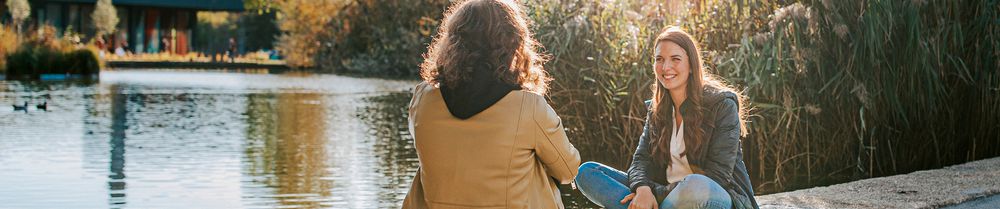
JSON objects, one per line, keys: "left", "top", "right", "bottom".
{"left": 419, "top": 0, "right": 550, "bottom": 94}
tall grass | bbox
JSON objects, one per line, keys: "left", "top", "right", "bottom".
{"left": 289, "top": 0, "right": 999, "bottom": 194}
{"left": 526, "top": 0, "right": 662, "bottom": 170}
{"left": 528, "top": 0, "right": 999, "bottom": 194}
{"left": 712, "top": 0, "right": 999, "bottom": 193}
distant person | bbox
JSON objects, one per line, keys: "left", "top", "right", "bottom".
{"left": 114, "top": 46, "right": 126, "bottom": 57}
{"left": 95, "top": 36, "right": 106, "bottom": 58}
{"left": 228, "top": 37, "right": 237, "bottom": 63}
{"left": 268, "top": 49, "right": 281, "bottom": 60}
{"left": 402, "top": 0, "right": 581, "bottom": 208}
{"left": 95, "top": 35, "right": 105, "bottom": 49}
{"left": 115, "top": 31, "right": 128, "bottom": 57}
{"left": 162, "top": 36, "right": 171, "bottom": 54}
{"left": 574, "top": 27, "right": 758, "bottom": 209}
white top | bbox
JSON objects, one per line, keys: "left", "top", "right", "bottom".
{"left": 666, "top": 110, "right": 694, "bottom": 183}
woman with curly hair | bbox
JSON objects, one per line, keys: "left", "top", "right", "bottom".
{"left": 402, "top": 0, "right": 581, "bottom": 208}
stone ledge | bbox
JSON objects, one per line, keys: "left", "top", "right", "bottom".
{"left": 756, "top": 157, "right": 1000, "bottom": 209}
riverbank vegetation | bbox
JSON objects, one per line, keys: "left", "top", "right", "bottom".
{"left": 529, "top": 0, "right": 999, "bottom": 193}
{"left": 270, "top": 0, "right": 998, "bottom": 194}
{"left": 2, "top": 25, "right": 101, "bottom": 79}
{"left": 272, "top": 0, "right": 448, "bottom": 76}
{"left": 0, "top": 25, "right": 19, "bottom": 74}
{"left": 2, "top": 0, "right": 110, "bottom": 79}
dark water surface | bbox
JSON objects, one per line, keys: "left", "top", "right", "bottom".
{"left": 0, "top": 70, "right": 598, "bottom": 209}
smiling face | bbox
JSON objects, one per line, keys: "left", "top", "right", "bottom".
{"left": 653, "top": 41, "right": 690, "bottom": 93}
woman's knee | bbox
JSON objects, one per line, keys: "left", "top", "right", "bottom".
{"left": 575, "top": 161, "right": 602, "bottom": 181}
{"left": 671, "top": 174, "right": 731, "bottom": 208}
{"left": 681, "top": 174, "right": 715, "bottom": 186}
{"left": 579, "top": 161, "right": 602, "bottom": 172}
{"left": 675, "top": 174, "right": 721, "bottom": 194}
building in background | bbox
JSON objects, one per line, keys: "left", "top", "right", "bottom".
{"left": 1, "top": 0, "right": 244, "bottom": 55}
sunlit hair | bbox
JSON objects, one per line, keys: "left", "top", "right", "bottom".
{"left": 649, "top": 26, "right": 748, "bottom": 165}
{"left": 419, "top": 0, "right": 550, "bottom": 94}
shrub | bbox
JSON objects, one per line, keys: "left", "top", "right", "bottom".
{"left": 66, "top": 49, "right": 100, "bottom": 75}
{"left": 5, "top": 25, "right": 102, "bottom": 79}
{"left": 314, "top": 0, "right": 449, "bottom": 76}
{"left": 274, "top": 0, "right": 351, "bottom": 68}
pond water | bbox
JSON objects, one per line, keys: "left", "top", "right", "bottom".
{"left": 0, "top": 70, "right": 597, "bottom": 209}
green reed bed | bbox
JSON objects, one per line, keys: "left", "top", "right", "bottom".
{"left": 299, "top": 0, "right": 999, "bottom": 194}
{"left": 527, "top": 0, "right": 659, "bottom": 171}
{"left": 527, "top": 0, "right": 999, "bottom": 194}
{"left": 714, "top": 0, "right": 998, "bottom": 193}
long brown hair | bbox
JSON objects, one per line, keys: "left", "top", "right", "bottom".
{"left": 419, "top": 0, "right": 550, "bottom": 94}
{"left": 648, "top": 27, "right": 748, "bottom": 165}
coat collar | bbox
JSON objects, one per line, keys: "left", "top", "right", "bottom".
{"left": 646, "top": 85, "right": 738, "bottom": 116}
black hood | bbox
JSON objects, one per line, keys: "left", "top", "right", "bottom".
{"left": 440, "top": 69, "right": 520, "bottom": 120}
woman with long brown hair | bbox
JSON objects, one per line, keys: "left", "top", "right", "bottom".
{"left": 402, "top": 0, "right": 581, "bottom": 208}
{"left": 575, "top": 27, "right": 758, "bottom": 209}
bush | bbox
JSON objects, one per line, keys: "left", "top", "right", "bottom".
{"left": 66, "top": 49, "right": 100, "bottom": 75}
{"left": 274, "top": 0, "right": 351, "bottom": 68}
{"left": 312, "top": 0, "right": 449, "bottom": 76}
{"left": 5, "top": 27, "right": 101, "bottom": 79}
{"left": 6, "top": 43, "right": 64, "bottom": 78}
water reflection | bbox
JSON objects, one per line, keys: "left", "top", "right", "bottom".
{"left": 109, "top": 84, "right": 128, "bottom": 207}
{"left": 0, "top": 71, "right": 421, "bottom": 208}
{"left": 358, "top": 92, "right": 419, "bottom": 207}
{"left": 0, "top": 70, "right": 604, "bottom": 208}
{"left": 243, "top": 92, "right": 333, "bottom": 208}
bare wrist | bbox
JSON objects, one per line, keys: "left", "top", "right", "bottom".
{"left": 637, "top": 186, "right": 652, "bottom": 193}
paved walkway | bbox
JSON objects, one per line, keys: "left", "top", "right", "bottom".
{"left": 756, "top": 157, "right": 1000, "bottom": 209}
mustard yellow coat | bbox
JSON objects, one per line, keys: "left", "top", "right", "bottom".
{"left": 402, "top": 82, "right": 581, "bottom": 209}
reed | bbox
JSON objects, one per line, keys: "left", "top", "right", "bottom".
{"left": 296, "top": 0, "right": 999, "bottom": 194}
{"left": 526, "top": 0, "right": 661, "bottom": 170}
{"left": 529, "top": 0, "right": 999, "bottom": 193}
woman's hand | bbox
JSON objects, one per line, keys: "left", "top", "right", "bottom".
{"left": 624, "top": 186, "right": 658, "bottom": 209}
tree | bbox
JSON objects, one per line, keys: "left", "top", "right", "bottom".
{"left": 92, "top": 0, "right": 120, "bottom": 36}
{"left": 245, "top": 0, "right": 278, "bottom": 15}
{"left": 6, "top": 0, "right": 30, "bottom": 32}
{"left": 275, "top": 0, "right": 350, "bottom": 68}
{"left": 317, "top": 0, "right": 448, "bottom": 75}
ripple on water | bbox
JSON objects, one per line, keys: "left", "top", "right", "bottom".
{"left": 0, "top": 70, "right": 419, "bottom": 208}
{"left": 0, "top": 70, "right": 600, "bottom": 208}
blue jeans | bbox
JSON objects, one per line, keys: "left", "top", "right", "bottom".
{"left": 575, "top": 162, "right": 732, "bottom": 209}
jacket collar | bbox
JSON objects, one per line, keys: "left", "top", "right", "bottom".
{"left": 655, "top": 85, "right": 738, "bottom": 117}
